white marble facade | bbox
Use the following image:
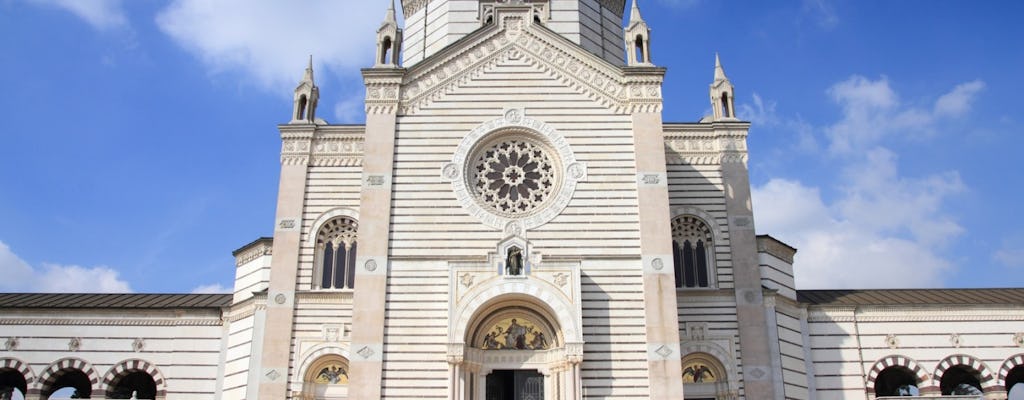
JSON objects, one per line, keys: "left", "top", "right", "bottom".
{"left": 1, "top": 1, "right": 1023, "bottom": 400}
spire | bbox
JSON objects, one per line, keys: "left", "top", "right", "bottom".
{"left": 376, "top": 0, "right": 403, "bottom": 67}
{"left": 714, "top": 52, "right": 728, "bottom": 82}
{"left": 630, "top": 0, "right": 643, "bottom": 24}
{"left": 384, "top": 0, "right": 397, "bottom": 26}
{"left": 303, "top": 55, "right": 315, "bottom": 84}
{"left": 624, "top": 0, "right": 652, "bottom": 65}
{"left": 291, "top": 55, "right": 319, "bottom": 124}
{"left": 709, "top": 53, "right": 736, "bottom": 121}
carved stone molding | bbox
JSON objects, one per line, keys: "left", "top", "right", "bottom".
{"left": 0, "top": 318, "right": 224, "bottom": 326}
{"left": 364, "top": 69, "right": 404, "bottom": 115}
{"left": 398, "top": 17, "right": 662, "bottom": 115}
{"left": 664, "top": 128, "right": 750, "bottom": 165}
{"left": 402, "top": 0, "right": 626, "bottom": 19}
{"left": 235, "top": 240, "right": 273, "bottom": 267}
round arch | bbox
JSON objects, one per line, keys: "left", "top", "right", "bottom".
{"left": 0, "top": 358, "right": 33, "bottom": 400}
{"left": 934, "top": 354, "right": 995, "bottom": 391}
{"left": 102, "top": 359, "right": 166, "bottom": 399}
{"left": 866, "top": 355, "right": 930, "bottom": 393}
{"left": 38, "top": 357, "right": 100, "bottom": 398}
{"left": 999, "top": 354, "right": 1024, "bottom": 389}
{"left": 293, "top": 343, "right": 351, "bottom": 387}
{"left": 449, "top": 278, "right": 581, "bottom": 345}
{"left": 670, "top": 206, "right": 724, "bottom": 238}
{"left": 305, "top": 207, "right": 360, "bottom": 247}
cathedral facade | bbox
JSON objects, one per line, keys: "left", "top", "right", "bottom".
{"left": 1, "top": 1, "right": 1023, "bottom": 400}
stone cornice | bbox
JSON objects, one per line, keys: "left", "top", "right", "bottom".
{"left": 0, "top": 317, "right": 223, "bottom": 326}
{"left": 234, "top": 238, "right": 273, "bottom": 267}
{"left": 663, "top": 122, "right": 750, "bottom": 165}
{"left": 756, "top": 235, "right": 797, "bottom": 264}
{"left": 363, "top": 68, "right": 405, "bottom": 115}
{"left": 278, "top": 125, "right": 366, "bottom": 167}
{"left": 403, "top": 0, "right": 626, "bottom": 17}
{"left": 398, "top": 15, "right": 660, "bottom": 115}
{"left": 808, "top": 305, "right": 1024, "bottom": 322}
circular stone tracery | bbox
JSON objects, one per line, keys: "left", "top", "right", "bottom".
{"left": 470, "top": 136, "right": 557, "bottom": 217}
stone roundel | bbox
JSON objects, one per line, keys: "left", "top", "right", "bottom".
{"left": 443, "top": 108, "right": 585, "bottom": 232}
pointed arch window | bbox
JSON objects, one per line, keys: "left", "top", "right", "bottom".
{"left": 671, "top": 215, "right": 715, "bottom": 289}
{"left": 316, "top": 217, "right": 358, "bottom": 290}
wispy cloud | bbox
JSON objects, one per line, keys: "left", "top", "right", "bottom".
{"left": 156, "top": 0, "right": 389, "bottom": 94}
{"left": 191, "top": 283, "right": 232, "bottom": 294}
{"left": 801, "top": 0, "right": 839, "bottom": 30}
{"left": 0, "top": 240, "right": 132, "bottom": 293}
{"left": 993, "top": 235, "right": 1024, "bottom": 269}
{"left": 751, "top": 76, "right": 982, "bottom": 289}
{"left": 25, "top": 0, "right": 127, "bottom": 30}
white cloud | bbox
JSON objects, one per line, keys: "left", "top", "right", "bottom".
{"left": 334, "top": 96, "right": 367, "bottom": 124}
{"left": 25, "top": 0, "right": 127, "bottom": 30}
{"left": 801, "top": 0, "right": 839, "bottom": 30}
{"left": 750, "top": 75, "right": 976, "bottom": 289}
{"left": 934, "top": 80, "right": 986, "bottom": 117}
{"left": 156, "top": 0, "right": 388, "bottom": 93}
{"left": 825, "top": 76, "right": 985, "bottom": 154}
{"left": 0, "top": 240, "right": 132, "bottom": 293}
{"left": 191, "top": 283, "right": 232, "bottom": 294}
{"left": 753, "top": 173, "right": 957, "bottom": 289}
{"left": 739, "top": 93, "right": 818, "bottom": 152}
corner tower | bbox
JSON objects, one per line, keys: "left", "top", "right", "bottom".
{"left": 401, "top": 0, "right": 627, "bottom": 66}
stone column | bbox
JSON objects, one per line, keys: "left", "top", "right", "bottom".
{"left": 716, "top": 121, "right": 781, "bottom": 399}
{"left": 255, "top": 125, "right": 314, "bottom": 398}
{"left": 625, "top": 67, "right": 685, "bottom": 400}
{"left": 347, "top": 68, "right": 404, "bottom": 400}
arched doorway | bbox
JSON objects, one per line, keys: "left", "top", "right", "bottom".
{"left": 874, "top": 366, "right": 920, "bottom": 397}
{"left": 300, "top": 355, "right": 349, "bottom": 400}
{"left": 42, "top": 369, "right": 92, "bottom": 399}
{"left": 940, "top": 365, "right": 984, "bottom": 396}
{"left": 105, "top": 371, "right": 156, "bottom": 399}
{"left": 0, "top": 368, "right": 27, "bottom": 400}
{"left": 1007, "top": 365, "right": 1024, "bottom": 400}
{"left": 454, "top": 295, "right": 580, "bottom": 400}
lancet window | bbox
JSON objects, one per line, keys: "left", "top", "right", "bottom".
{"left": 671, "top": 215, "right": 715, "bottom": 289}
{"left": 316, "top": 217, "right": 358, "bottom": 290}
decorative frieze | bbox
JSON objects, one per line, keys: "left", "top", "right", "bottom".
{"left": 663, "top": 126, "right": 750, "bottom": 165}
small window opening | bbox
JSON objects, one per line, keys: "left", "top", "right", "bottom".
{"left": 43, "top": 369, "right": 92, "bottom": 399}
{"left": 297, "top": 95, "right": 308, "bottom": 120}
{"left": 721, "top": 93, "right": 730, "bottom": 117}
{"left": 381, "top": 37, "right": 393, "bottom": 65}
{"left": 672, "top": 216, "right": 714, "bottom": 289}
{"left": 317, "top": 217, "right": 358, "bottom": 290}
{"left": 0, "top": 369, "right": 28, "bottom": 400}
{"left": 634, "top": 35, "right": 645, "bottom": 63}
{"left": 940, "top": 365, "right": 983, "bottom": 396}
{"left": 106, "top": 370, "right": 157, "bottom": 399}
{"left": 874, "top": 366, "right": 919, "bottom": 397}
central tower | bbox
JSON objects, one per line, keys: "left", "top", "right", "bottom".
{"left": 401, "top": 0, "right": 627, "bottom": 66}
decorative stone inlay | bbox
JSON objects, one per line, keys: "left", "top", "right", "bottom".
{"left": 444, "top": 109, "right": 585, "bottom": 232}
{"left": 274, "top": 294, "right": 287, "bottom": 305}
{"left": 265, "top": 369, "right": 281, "bottom": 381}
{"left": 749, "top": 367, "right": 767, "bottom": 379}
{"left": 460, "top": 273, "right": 474, "bottom": 288}
{"left": 950, "top": 333, "right": 962, "bottom": 348}
{"left": 364, "top": 259, "right": 378, "bottom": 272}
{"left": 132, "top": 338, "right": 145, "bottom": 352}
{"left": 68, "top": 337, "right": 81, "bottom": 352}
{"left": 885, "top": 333, "right": 899, "bottom": 349}
{"left": 1015, "top": 332, "right": 1024, "bottom": 347}
{"left": 357, "top": 346, "right": 375, "bottom": 359}
{"left": 655, "top": 345, "right": 673, "bottom": 358}
{"left": 4, "top": 337, "right": 18, "bottom": 351}
{"left": 651, "top": 258, "right": 665, "bottom": 271}
{"left": 553, "top": 272, "right": 568, "bottom": 287}
{"left": 470, "top": 136, "right": 556, "bottom": 217}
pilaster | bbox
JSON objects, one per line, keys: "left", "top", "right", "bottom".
{"left": 347, "top": 67, "right": 405, "bottom": 399}
{"left": 715, "top": 121, "right": 782, "bottom": 399}
{"left": 255, "top": 124, "right": 315, "bottom": 398}
{"left": 625, "top": 66, "right": 685, "bottom": 399}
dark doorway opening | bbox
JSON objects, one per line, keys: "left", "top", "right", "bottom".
{"left": 486, "top": 369, "right": 543, "bottom": 400}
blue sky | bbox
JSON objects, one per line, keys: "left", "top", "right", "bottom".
{"left": 0, "top": 0, "right": 1021, "bottom": 293}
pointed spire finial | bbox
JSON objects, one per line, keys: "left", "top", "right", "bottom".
{"left": 630, "top": 0, "right": 644, "bottom": 23}
{"left": 303, "top": 55, "right": 315, "bottom": 83}
{"left": 714, "top": 52, "right": 728, "bottom": 82}
{"left": 384, "top": 0, "right": 397, "bottom": 24}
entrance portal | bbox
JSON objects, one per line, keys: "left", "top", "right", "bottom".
{"left": 486, "top": 370, "right": 543, "bottom": 400}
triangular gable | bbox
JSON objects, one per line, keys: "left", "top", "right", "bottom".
{"left": 398, "top": 13, "right": 660, "bottom": 115}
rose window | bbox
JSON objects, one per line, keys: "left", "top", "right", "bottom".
{"left": 470, "top": 137, "right": 557, "bottom": 217}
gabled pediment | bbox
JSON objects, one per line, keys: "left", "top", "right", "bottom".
{"left": 395, "top": 12, "right": 663, "bottom": 115}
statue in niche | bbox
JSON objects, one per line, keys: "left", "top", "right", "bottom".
{"left": 505, "top": 246, "right": 524, "bottom": 275}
